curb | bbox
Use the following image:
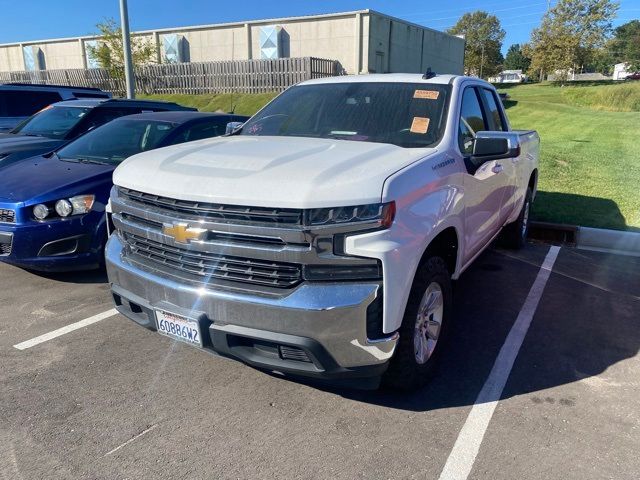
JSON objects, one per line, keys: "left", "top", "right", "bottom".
{"left": 529, "top": 222, "right": 640, "bottom": 257}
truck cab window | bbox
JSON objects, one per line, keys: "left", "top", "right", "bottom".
{"left": 481, "top": 88, "right": 507, "bottom": 131}
{"left": 459, "top": 88, "right": 487, "bottom": 155}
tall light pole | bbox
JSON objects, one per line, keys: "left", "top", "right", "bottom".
{"left": 119, "top": 0, "right": 135, "bottom": 98}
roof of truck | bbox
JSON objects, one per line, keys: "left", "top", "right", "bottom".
{"left": 300, "top": 73, "right": 460, "bottom": 86}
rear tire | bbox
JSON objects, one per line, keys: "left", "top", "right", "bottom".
{"left": 382, "top": 256, "right": 452, "bottom": 391}
{"left": 501, "top": 187, "right": 532, "bottom": 250}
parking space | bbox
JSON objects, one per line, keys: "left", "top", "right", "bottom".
{"left": 1, "top": 244, "right": 638, "bottom": 479}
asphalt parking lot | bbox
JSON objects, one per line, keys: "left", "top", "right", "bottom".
{"left": 1, "top": 243, "right": 638, "bottom": 480}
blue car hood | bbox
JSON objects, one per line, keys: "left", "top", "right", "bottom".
{"left": 0, "top": 155, "right": 115, "bottom": 205}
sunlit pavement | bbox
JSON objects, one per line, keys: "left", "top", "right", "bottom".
{"left": 0, "top": 243, "right": 638, "bottom": 479}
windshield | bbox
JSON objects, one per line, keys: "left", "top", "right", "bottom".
{"left": 56, "top": 118, "right": 176, "bottom": 165}
{"left": 240, "top": 82, "right": 451, "bottom": 148}
{"left": 12, "top": 106, "right": 91, "bottom": 139}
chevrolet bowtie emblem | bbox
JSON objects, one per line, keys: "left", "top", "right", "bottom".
{"left": 162, "top": 222, "right": 207, "bottom": 244}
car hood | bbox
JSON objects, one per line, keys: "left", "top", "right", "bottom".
{"left": 0, "top": 156, "right": 114, "bottom": 205}
{"left": 0, "top": 133, "right": 62, "bottom": 154}
{"left": 114, "top": 136, "right": 436, "bottom": 208}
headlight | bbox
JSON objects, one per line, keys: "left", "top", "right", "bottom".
{"left": 35, "top": 194, "right": 95, "bottom": 220}
{"left": 69, "top": 194, "right": 95, "bottom": 215}
{"left": 55, "top": 199, "right": 73, "bottom": 217}
{"left": 33, "top": 204, "right": 50, "bottom": 220}
{"left": 305, "top": 201, "right": 395, "bottom": 228}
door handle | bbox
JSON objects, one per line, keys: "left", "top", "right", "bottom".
{"left": 492, "top": 164, "right": 504, "bottom": 174}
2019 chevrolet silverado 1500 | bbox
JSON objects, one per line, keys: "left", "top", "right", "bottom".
{"left": 105, "top": 74, "right": 539, "bottom": 390}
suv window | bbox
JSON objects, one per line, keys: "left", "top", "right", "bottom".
{"left": 0, "top": 90, "right": 62, "bottom": 117}
{"left": 12, "top": 106, "right": 91, "bottom": 139}
{"left": 459, "top": 88, "right": 487, "bottom": 155}
{"left": 480, "top": 88, "right": 507, "bottom": 131}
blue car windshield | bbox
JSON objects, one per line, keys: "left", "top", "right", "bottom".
{"left": 56, "top": 119, "right": 176, "bottom": 165}
{"left": 12, "top": 106, "right": 91, "bottom": 139}
{"left": 240, "top": 82, "right": 452, "bottom": 148}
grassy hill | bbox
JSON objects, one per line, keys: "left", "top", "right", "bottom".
{"left": 501, "top": 82, "right": 640, "bottom": 230}
{"left": 144, "top": 80, "right": 640, "bottom": 231}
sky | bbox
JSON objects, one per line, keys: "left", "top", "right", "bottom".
{"left": 0, "top": 0, "right": 638, "bottom": 53}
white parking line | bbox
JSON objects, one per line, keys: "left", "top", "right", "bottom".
{"left": 13, "top": 308, "right": 119, "bottom": 351}
{"left": 438, "top": 246, "right": 561, "bottom": 480}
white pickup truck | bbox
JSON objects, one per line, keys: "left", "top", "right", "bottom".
{"left": 106, "top": 74, "right": 539, "bottom": 390}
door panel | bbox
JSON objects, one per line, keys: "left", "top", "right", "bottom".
{"left": 458, "top": 87, "right": 509, "bottom": 264}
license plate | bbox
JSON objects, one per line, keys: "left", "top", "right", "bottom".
{"left": 155, "top": 309, "right": 202, "bottom": 347}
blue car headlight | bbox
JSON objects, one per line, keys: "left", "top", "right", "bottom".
{"left": 33, "top": 194, "right": 95, "bottom": 220}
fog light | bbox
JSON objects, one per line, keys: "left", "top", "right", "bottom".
{"left": 33, "top": 203, "right": 49, "bottom": 220}
{"left": 55, "top": 199, "right": 73, "bottom": 217}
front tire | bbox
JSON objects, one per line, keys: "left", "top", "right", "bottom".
{"left": 382, "top": 256, "right": 452, "bottom": 391}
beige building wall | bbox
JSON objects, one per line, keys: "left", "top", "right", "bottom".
{"left": 37, "top": 40, "right": 84, "bottom": 69}
{"left": 0, "top": 45, "right": 24, "bottom": 71}
{"left": 0, "top": 10, "right": 464, "bottom": 76}
{"left": 367, "top": 12, "right": 465, "bottom": 75}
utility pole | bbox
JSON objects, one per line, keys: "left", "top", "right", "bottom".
{"left": 480, "top": 43, "right": 485, "bottom": 78}
{"left": 119, "top": 0, "right": 135, "bottom": 99}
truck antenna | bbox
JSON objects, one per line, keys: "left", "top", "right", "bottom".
{"left": 422, "top": 68, "right": 436, "bottom": 80}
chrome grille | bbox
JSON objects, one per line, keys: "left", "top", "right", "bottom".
{"left": 119, "top": 188, "right": 303, "bottom": 227}
{"left": 0, "top": 209, "right": 15, "bottom": 223}
{"left": 122, "top": 233, "right": 302, "bottom": 289}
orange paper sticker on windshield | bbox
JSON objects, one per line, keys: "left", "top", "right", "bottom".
{"left": 414, "top": 89, "right": 439, "bottom": 100}
{"left": 410, "top": 117, "right": 430, "bottom": 134}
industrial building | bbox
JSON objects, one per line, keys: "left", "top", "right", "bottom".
{"left": 0, "top": 10, "right": 465, "bottom": 76}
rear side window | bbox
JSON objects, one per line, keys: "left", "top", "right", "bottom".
{"left": 480, "top": 88, "right": 507, "bottom": 131}
{"left": 171, "top": 118, "right": 229, "bottom": 144}
{"left": 66, "top": 107, "right": 144, "bottom": 139}
{"left": 458, "top": 88, "right": 487, "bottom": 155}
{"left": 0, "top": 90, "right": 62, "bottom": 117}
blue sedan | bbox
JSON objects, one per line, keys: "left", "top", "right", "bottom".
{"left": 0, "top": 111, "right": 248, "bottom": 271}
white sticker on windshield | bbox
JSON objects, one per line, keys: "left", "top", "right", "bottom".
{"left": 410, "top": 117, "right": 430, "bottom": 134}
{"left": 414, "top": 90, "right": 440, "bottom": 100}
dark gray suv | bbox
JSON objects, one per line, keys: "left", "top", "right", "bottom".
{"left": 0, "top": 83, "right": 111, "bottom": 133}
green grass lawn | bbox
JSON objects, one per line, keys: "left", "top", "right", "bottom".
{"left": 502, "top": 82, "right": 640, "bottom": 231}
{"left": 145, "top": 81, "right": 640, "bottom": 231}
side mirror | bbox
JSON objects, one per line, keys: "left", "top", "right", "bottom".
{"left": 472, "top": 132, "right": 521, "bottom": 162}
{"left": 226, "top": 122, "right": 244, "bottom": 135}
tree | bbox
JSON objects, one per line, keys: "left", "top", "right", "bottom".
{"left": 528, "top": 0, "right": 619, "bottom": 82}
{"left": 447, "top": 11, "right": 506, "bottom": 78}
{"left": 607, "top": 20, "right": 640, "bottom": 71}
{"left": 87, "top": 18, "right": 157, "bottom": 78}
{"left": 503, "top": 44, "right": 531, "bottom": 72}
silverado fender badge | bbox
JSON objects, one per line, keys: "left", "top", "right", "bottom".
{"left": 162, "top": 222, "right": 207, "bottom": 244}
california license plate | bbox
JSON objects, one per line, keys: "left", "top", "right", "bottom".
{"left": 155, "top": 309, "right": 202, "bottom": 347}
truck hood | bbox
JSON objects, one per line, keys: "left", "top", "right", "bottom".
{"left": 114, "top": 136, "right": 436, "bottom": 208}
{"left": 0, "top": 155, "right": 114, "bottom": 205}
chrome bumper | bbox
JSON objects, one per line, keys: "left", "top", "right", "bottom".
{"left": 105, "top": 234, "right": 398, "bottom": 381}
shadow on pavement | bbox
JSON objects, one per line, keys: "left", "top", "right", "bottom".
{"left": 299, "top": 246, "right": 640, "bottom": 412}
{"left": 31, "top": 266, "right": 108, "bottom": 285}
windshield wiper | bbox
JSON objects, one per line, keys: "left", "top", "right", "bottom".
{"left": 61, "top": 157, "right": 110, "bottom": 166}
{"left": 21, "top": 132, "right": 45, "bottom": 137}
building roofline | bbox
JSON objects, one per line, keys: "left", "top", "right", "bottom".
{"left": 0, "top": 8, "right": 461, "bottom": 47}
{"left": 0, "top": 9, "right": 372, "bottom": 47}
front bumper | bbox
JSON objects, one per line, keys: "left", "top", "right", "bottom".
{"left": 0, "top": 214, "right": 104, "bottom": 271}
{"left": 106, "top": 234, "right": 398, "bottom": 388}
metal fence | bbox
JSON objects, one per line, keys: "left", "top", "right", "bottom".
{"left": 0, "top": 57, "right": 341, "bottom": 96}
